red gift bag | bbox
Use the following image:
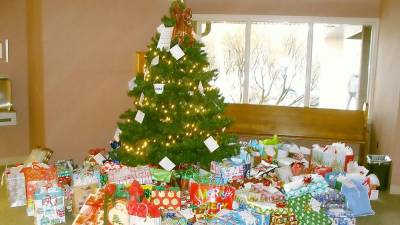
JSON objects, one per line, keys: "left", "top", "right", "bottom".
{"left": 189, "top": 182, "right": 235, "bottom": 214}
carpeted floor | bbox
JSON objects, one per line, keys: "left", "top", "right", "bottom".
{"left": 1, "top": 166, "right": 399, "bottom": 225}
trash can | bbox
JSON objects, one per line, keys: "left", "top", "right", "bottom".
{"left": 366, "top": 155, "right": 391, "bottom": 190}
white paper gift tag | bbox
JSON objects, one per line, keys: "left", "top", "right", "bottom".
{"left": 310, "top": 198, "right": 322, "bottom": 212}
{"left": 157, "top": 27, "right": 173, "bottom": 50}
{"left": 93, "top": 153, "right": 106, "bottom": 165}
{"left": 128, "top": 77, "right": 136, "bottom": 91}
{"left": 135, "top": 110, "right": 145, "bottom": 124}
{"left": 170, "top": 44, "right": 185, "bottom": 60}
{"left": 157, "top": 24, "right": 165, "bottom": 33}
{"left": 204, "top": 136, "right": 219, "bottom": 152}
{"left": 198, "top": 81, "right": 205, "bottom": 95}
{"left": 138, "top": 92, "right": 144, "bottom": 105}
{"left": 154, "top": 83, "right": 165, "bottom": 94}
{"left": 151, "top": 56, "right": 159, "bottom": 66}
{"left": 114, "top": 128, "right": 122, "bottom": 142}
{"left": 179, "top": 208, "right": 195, "bottom": 219}
{"left": 159, "top": 157, "right": 176, "bottom": 171}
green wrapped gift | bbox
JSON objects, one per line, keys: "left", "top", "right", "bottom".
{"left": 150, "top": 168, "right": 172, "bottom": 183}
{"left": 288, "top": 194, "right": 332, "bottom": 225}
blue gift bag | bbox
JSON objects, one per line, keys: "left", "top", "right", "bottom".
{"left": 340, "top": 178, "right": 374, "bottom": 217}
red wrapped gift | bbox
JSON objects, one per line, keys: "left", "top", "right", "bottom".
{"left": 150, "top": 187, "right": 181, "bottom": 210}
{"left": 189, "top": 182, "right": 235, "bottom": 214}
{"left": 291, "top": 162, "right": 305, "bottom": 176}
{"left": 313, "top": 166, "right": 333, "bottom": 177}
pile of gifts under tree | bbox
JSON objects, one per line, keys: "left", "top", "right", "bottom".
{"left": 2, "top": 136, "right": 380, "bottom": 225}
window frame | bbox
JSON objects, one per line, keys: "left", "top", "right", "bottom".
{"left": 194, "top": 14, "right": 379, "bottom": 118}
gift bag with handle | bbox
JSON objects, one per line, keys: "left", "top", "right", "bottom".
{"left": 21, "top": 163, "right": 57, "bottom": 216}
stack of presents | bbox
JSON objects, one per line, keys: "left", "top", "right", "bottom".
{"left": 3, "top": 137, "right": 380, "bottom": 225}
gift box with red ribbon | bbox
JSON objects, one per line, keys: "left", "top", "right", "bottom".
{"left": 72, "top": 189, "right": 105, "bottom": 225}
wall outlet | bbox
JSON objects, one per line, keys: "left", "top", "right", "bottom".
{"left": 0, "top": 39, "right": 9, "bottom": 63}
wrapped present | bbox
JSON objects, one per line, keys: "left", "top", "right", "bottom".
{"left": 312, "top": 143, "right": 354, "bottom": 172}
{"left": 314, "top": 166, "right": 333, "bottom": 177}
{"left": 83, "top": 148, "right": 106, "bottom": 167}
{"left": 287, "top": 194, "right": 332, "bottom": 225}
{"left": 176, "top": 166, "right": 199, "bottom": 190}
{"left": 24, "top": 147, "right": 53, "bottom": 164}
{"left": 33, "top": 186, "right": 65, "bottom": 225}
{"left": 270, "top": 208, "right": 298, "bottom": 225}
{"left": 210, "top": 159, "right": 251, "bottom": 184}
{"left": 72, "top": 183, "right": 98, "bottom": 215}
{"left": 189, "top": 182, "right": 235, "bottom": 214}
{"left": 72, "top": 166, "right": 101, "bottom": 187}
{"left": 72, "top": 189, "right": 105, "bottom": 225}
{"left": 209, "top": 209, "right": 258, "bottom": 225}
{"left": 150, "top": 168, "right": 172, "bottom": 183}
{"left": 55, "top": 159, "right": 75, "bottom": 187}
{"left": 251, "top": 184, "right": 285, "bottom": 203}
{"left": 290, "top": 162, "right": 305, "bottom": 176}
{"left": 325, "top": 206, "right": 356, "bottom": 225}
{"left": 127, "top": 200, "right": 162, "bottom": 225}
{"left": 107, "top": 165, "right": 152, "bottom": 185}
{"left": 108, "top": 199, "right": 130, "bottom": 225}
{"left": 21, "top": 163, "right": 57, "bottom": 216}
{"left": 151, "top": 186, "right": 181, "bottom": 210}
{"left": 312, "top": 189, "right": 346, "bottom": 209}
{"left": 283, "top": 174, "right": 330, "bottom": 198}
{"left": 3, "top": 165, "right": 26, "bottom": 207}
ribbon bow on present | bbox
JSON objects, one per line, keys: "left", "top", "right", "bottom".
{"left": 127, "top": 198, "right": 161, "bottom": 218}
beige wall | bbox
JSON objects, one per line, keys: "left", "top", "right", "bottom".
{"left": 0, "top": 0, "right": 30, "bottom": 161}
{"left": 371, "top": 0, "right": 400, "bottom": 194}
{"left": 39, "top": 0, "right": 170, "bottom": 162}
{"left": 187, "top": 0, "right": 381, "bottom": 17}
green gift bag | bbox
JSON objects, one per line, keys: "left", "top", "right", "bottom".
{"left": 150, "top": 168, "right": 172, "bottom": 183}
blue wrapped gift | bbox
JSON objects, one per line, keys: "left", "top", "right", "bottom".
{"left": 326, "top": 206, "right": 356, "bottom": 225}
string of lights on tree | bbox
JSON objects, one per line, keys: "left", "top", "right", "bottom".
{"left": 109, "top": 1, "right": 238, "bottom": 167}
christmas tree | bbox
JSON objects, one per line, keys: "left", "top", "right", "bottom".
{"left": 110, "top": 1, "right": 238, "bottom": 167}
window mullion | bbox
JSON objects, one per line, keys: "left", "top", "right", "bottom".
{"left": 243, "top": 21, "right": 252, "bottom": 104}
{"left": 304, "top": 22, "right": 314, "bottom": 107}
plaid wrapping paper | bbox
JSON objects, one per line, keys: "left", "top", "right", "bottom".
{"left": 288, "top": 194, "right": 332, "bottom": 225}
{"left": 107, "top": 166, "right": 152, "bottom": 185}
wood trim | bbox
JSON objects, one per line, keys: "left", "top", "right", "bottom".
{"left": 225, "top": 104, "right": 367, "bottom": 143}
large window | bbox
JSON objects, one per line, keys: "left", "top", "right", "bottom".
{"left": 198, "top": 17, "right": 377, "bottom": 110}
